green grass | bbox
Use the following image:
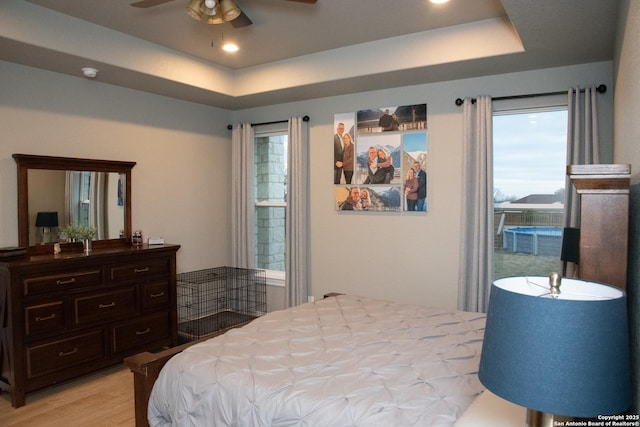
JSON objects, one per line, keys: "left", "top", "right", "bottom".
{"left": 494, "top": 249, "right": 562, "bottom": 279}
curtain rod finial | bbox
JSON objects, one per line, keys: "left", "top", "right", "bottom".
{"left": 455, "top": 98, "right": 464, "bottom": 106}
{"left": 597, "top": 84, "right": 607, "bottom": 94}
{"left": 227, "top": 124, "right": 233, "bottom": 130}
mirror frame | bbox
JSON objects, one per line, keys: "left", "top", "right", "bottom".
{"left": 13, "top": 154, "right": 136, "bottom": 250}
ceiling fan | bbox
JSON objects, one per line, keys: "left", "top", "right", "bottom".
{"left": 130, "top": 0, "right": 317, "bottom": 28}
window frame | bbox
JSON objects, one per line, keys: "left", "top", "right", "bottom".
{"left": 253, "top": 127, "right": 288, "bottom": 287}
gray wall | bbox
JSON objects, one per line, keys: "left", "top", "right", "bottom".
{"left": 0, "top": 61, "right": 233, "bottom": 274}
{"left": 629, "top": 184, "right": 639, "bottom": 412}
{"left": 613, "top": 0, "right": 640, "bottom": 411}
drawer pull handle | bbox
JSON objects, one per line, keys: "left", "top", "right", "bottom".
{"left": 136, "top": 328, "right": 151, "bottom": 335}
{"left": 35, "top": 314, "right": 57, "bottom": 322}
{"left": 59, "top": 348, "right": 78, "bottom": 357}
{"left": 56, "top": 278, "right": 76, "bottom": 285}
{"left": 150, "top": 292, "right": 165, "bottom": 298}
{"left": 134, "top": 267, "right": 150, "bottom": 273}
{"left": 99, "top": 302, "right": 116, "bottom": 309}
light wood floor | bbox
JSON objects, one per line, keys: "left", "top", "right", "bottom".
{"left": 0, "top": 364, "right": 135, "bottom": 427}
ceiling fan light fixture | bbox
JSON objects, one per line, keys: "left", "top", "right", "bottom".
{"left": 219, "top": 0, "right": 241, "bottom": 21}
{"left": 205, "top": 11, "right": 224, "bottom": 24}
{"left": 185, "top": 0, "right": 204, "bottom": 20}
{"left": 203, "top": 0, "right": 223, "bottom": 20}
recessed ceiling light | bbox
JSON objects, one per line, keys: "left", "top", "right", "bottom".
{"left": 430, "top": 0, "right": 449, "bottom": 4}
{"left": 223, "top": 43, "right": 239, "bottom": 52}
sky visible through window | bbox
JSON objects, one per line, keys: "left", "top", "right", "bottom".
{"left": 493, "top": 109, "right": 568, "bottom": 201}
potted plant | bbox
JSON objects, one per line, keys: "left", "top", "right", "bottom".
{"left": 61, "top": 224, "right": 96, "bottom": 253}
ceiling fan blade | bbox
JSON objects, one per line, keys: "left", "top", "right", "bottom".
{"left": 130, "top": 0, "right": 176, "bottom": 8}
{"left": 230, "top": 11, "right": 253, "bottom": 28}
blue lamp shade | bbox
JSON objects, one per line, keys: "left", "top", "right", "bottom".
{"left": 35, "top": 211, "right": 59, "bottom": 228}
{"left": 479, "top": 276, "right": 631, "bottom": 418}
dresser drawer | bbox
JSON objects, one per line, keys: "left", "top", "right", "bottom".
{"left": 25, "top": 301, "right": 66, "bottom": 337}
{"left": 26, "top": 330, "right": 104, "bottom": 379}
{"left": 74, "top": 288, "right": 137, "bottom": 325}
{"left": 23, "top": 269, "right": 102, "bottom": 296}
{"left": 142, "top": 281, "right": 170, "bottom": 311}
{"left": 112, "top": 312, "right": 170, "bottom": 354}
{"left": 109, "top": 258, "right": 169, "bottom": 283}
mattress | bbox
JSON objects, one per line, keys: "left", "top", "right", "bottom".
{"left": 149, "top": 294, "right": 486, "bottom": 426}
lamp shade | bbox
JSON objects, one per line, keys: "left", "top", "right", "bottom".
{"left": 185, "top": 0, "right": 204, "bottom": 20}
{"left": 219, "top": 0, "right": 241, "bottom": 21}
{"left": 479, "top": 276, "right": 631, "bottom": 418}
{"left": 35, "top": 211, "right": 58, "bottom": 228}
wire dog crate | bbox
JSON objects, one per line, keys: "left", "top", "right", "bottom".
{"left": 177, "top": 267, "right": 267, "bottom": 343}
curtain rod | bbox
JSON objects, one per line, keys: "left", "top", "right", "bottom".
{"left": 226, "top": 115, "right": 310, "bottom": 130}
{"left": 454, "top": 84, "right": 607, "bottom": 106}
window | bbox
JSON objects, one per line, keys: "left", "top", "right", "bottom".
{"left": 69, "top": 171, "right": 92, "bottom": 226}
{"left": 254, "top": 132, "right": 288, "bottom": 273}
{"left": 493, "top": 107, "right": 568, "bottom": 280}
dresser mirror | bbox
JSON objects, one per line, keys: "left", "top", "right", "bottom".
{"left": 13, "top": 154, "right": 136, "bottom": 249}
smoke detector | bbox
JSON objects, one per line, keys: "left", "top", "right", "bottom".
{"left": 81, "top": 67, "right": 99, "bottom": 78}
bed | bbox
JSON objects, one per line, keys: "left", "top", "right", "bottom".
{"left": 130, "top": 294, "right": 486, "bottom": 426}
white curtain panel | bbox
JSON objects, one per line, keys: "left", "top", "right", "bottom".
{"left": 562, "top": 86, "right": 600, "bottom": 276}
{"left": 64, "top": 171, "right": 75, "bottom": 227}
{"left": 231, "top": 123, "right": 256, "bottom": 269}
{"left": 458, "top": 96, "right": 494, "bottom": 313}
{"left": 564, "top": 85, "right": 601, "bottom": 227}
{"left": 286, "top": 117, "right": 310, "bottom": 307}
{"left": 89, "top": 172, "right": 106, "bottom": 239}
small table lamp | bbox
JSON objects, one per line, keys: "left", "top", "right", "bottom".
{"left": 479, "top": 274, "right": 631, "bottom": 426}
{"left": 35, "top": 211, "right": 59, "bottom": 244}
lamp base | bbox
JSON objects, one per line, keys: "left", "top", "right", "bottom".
{"left": 527, "top": 409, "right": 573, "bottom": 427}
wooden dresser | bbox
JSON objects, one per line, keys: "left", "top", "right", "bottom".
{"left": 0, "top": 243, "right": 180, "bottom": 408}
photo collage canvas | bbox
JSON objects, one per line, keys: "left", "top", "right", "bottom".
{"left": 333, "top": 104, "right": 428, "bottom": 213}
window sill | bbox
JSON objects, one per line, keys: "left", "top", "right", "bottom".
{"left": 264, "top": 269, "right": 285, "bottom": 287}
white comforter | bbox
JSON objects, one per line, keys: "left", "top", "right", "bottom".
{"left": 149, "top": 295, "right": 486, "bottom": 427}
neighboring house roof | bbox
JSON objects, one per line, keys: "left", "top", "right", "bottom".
{"left": 496, "top": 194, "right": 564, "bottom": 210}
{"left": 511, "top": 194, "right": 564, "bottom": 204}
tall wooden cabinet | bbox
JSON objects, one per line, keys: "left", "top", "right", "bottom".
{"left": 568, "top": 164, "right": 631, "bottom": 290}
{"left": 0, "top": 243, "right": 180, "bottom": 407}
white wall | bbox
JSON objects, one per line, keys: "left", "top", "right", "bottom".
{"left": 234, "top": 62, "right": 614, "bottom": 309}
{"left": 0, "top": 61, "right": 233, "bottom": 273}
